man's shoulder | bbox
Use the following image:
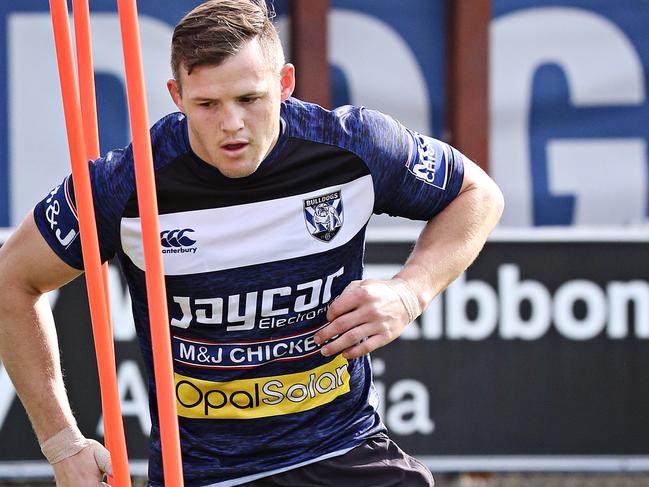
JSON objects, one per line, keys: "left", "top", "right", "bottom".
{"left": 281, "top": 98, "right": 407, "bottom": 164}
{"left": 281, "top": 98, "right": 400, "bottom": 149}
{"left": 149, "top": 111, "right": 191, "bottom": 168}
{"left": 150, "top": 111, "right": 187, "bottom": 143}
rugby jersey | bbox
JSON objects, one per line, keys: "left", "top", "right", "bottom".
{"left": 34, "top": 97, "right": 464, "bottom": 486}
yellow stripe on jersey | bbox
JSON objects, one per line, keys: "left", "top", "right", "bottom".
{"left": 175, "top": 355, "right": 350, "bottom": 419}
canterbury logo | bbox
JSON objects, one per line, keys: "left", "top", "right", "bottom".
{"left": 160, "top": 228, "right": 197, "bottom": 248}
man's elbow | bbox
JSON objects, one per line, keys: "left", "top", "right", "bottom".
{"left": 464, "top": 168, "right": 505, "bottom": 228}
{"left": 460, "top": 159, "right": 504, "bottom": 226}
{"left": 485, "top": 177, "right": 505, "bottom": 223}
{"left": 0, "top": 258, "right": 42, "bottom": 313}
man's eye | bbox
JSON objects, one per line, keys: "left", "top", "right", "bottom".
{"left": 199, "top": 102, "right": 212, "bottom": 107}
{"left": 240, "top": 97, "right": 258, "bottom": 104}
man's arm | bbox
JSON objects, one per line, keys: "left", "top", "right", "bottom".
{"left": 314, "top": 158, "right": 504, "bottom": 358}
{"left": 0, "top": 213, "right": 110, "bottom": 485}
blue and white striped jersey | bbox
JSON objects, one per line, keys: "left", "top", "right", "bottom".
{"left": 34, "top": 98, "right": 464, "bottom": 487}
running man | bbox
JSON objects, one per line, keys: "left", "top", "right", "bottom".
{"left": 0, "top": 1, "right": 503, "bottom": 485}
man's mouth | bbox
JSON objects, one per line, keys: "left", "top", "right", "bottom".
{"left": 223, "top": 143, "right": 247, "bottom": 150}
{"left": 221, "top": 141, "right": 249, "bottom": 155}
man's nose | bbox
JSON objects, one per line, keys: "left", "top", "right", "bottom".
{"left": 219, "top": 104, "right": 244, "bottom": 133}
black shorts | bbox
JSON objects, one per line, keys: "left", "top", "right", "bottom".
{"left": 241, "top": 433, "right": 434, "bottom": 486}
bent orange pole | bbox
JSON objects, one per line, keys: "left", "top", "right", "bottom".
{"left": 115, "top": 0, "right": 184, "bottom": 485}
{"left": 71, "top": 0, "right": 122, "bottom": 483}
{"left": 49, "top": 1, "right": 131, "bottom": 486}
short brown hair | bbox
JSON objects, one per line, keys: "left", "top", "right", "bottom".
{"left": 171, "top": 0, "right": 283, "bottom": 83}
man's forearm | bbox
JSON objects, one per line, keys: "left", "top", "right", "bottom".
{"left": 395, "top": 170, "right": 504, "bottom": 310}
{"left": 316, "top": 161, "right": 503, "bottom": 359}
{"left": 0, "top": 289, "right": 77, "bottom": 443}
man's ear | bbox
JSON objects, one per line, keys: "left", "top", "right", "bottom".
{"left": 167, "top": 78, "right": 185, "bottom": 112}
{"left": 279, "top": 64, "right": 296, "bottom": 102}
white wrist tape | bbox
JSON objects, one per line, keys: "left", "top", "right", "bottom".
{"left": 387, "top": 278, "right": 422, "bottom": 323}
{"left": 40, "top": 425, "right": 88, "bottom": 465}
{"left": 40, "top": 426, "right": 113, "bottom": 475}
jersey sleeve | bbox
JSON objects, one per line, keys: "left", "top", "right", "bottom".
{"left": 353, "top": 107, "right": 465, "bottom": 221}
{"left": 33, "top": 146, "right": 135, "bottom": 270}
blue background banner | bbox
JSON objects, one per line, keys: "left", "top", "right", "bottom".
{"left": 491, "top": 0, "right": 649, "bottom": 226}
{"left": 0, "top": 0, "right": 445, "bottom": 227}
{"left": 2, "top": 1, "right": 647, "bottom": 227}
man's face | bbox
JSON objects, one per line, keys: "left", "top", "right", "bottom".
{"left": 167, "top": 39, "right": 295, "bottom": 178}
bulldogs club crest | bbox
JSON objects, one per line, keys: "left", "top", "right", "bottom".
{"left": 303, "top": 190, "right": 344, "bottom": 242}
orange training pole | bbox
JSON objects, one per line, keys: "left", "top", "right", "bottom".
{"left": 72, "top": 0, "right": 100, "bottom": 159}
{"left": 115, "top": 0, "right": 184, "bottom": 485}
{"left": 71, "top": 1, "right": 125, "bottom": 484}
{"left": 72, "top": 0, "right": 114, "bottom": 369}
{"left": 49, "top": 1, "right": 131, "bottom": 486}
{"left": 72, "top": 0, "right": 114, "bottom": 350}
